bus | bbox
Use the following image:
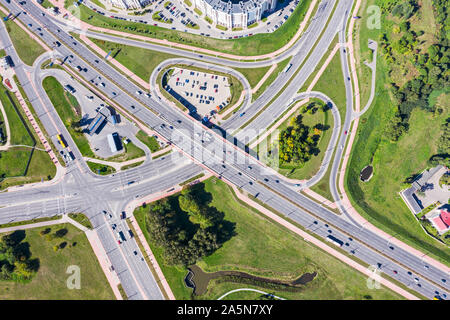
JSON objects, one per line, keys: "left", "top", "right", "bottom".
{"left": 326, "top": 235, "right": 344, "bottom": 247}
{"left": 57, "top": 134, "right": 67, "bottom": 148}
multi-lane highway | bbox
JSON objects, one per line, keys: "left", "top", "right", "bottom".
{"left": 0, "top": 0, "right": 448, "bottom": 301}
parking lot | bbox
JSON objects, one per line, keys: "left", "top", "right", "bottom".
{"left": 166, "top": 67, "right": 231, "bottom": 116}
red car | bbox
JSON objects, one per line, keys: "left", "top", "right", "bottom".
{"left": 393, "top": 270, "right": 398, "bottom": 274}
{"left": 344, "top": 130, "right": 348, "bottom": 135}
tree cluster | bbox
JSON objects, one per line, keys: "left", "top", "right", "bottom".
{"left": 428, "top": 117, "right": 450, "bottom": 167}
{"left": 0, "top": 231, "right": 39, "bottom": 282}
{"left": 278, "top": 113, "right": 323, "bottom": 165}
{"left": 379, "top": 0, "right": 449, "bottom": 142}
{"left": 145, "top": 184, "right": 235, "bottom": 266}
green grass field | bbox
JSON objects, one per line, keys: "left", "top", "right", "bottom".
{"left": 0, "top": 85, "right": 55, "bottom": 190}
{"left": 89, "top": 37, "right": 181, "bottom": 82}
{"left": 308, "top": 48, "right": 346, "bottom": 122}
{"left": 136, "top": 130, "right": 161, "bottom": 153}
{"left": 345, "top": 0, "right": 450, "bottom": 265}
{"left": 1, "top": 13, "right": 45, "bottom": 66}
{"left": 0, "top": 223, "right": 115, "bottom": 299}
{"left": 67, "top": 0, "right": 314, "bottom": 56}
{"left": 134, "top": 177, "right": 402, "bottom": 300}
{"left": 86, "top": 161, "right": 116, "bottom": 176}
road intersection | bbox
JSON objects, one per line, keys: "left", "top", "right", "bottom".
{"left": 0, "top": 0, "right": 447, "bottom": 301}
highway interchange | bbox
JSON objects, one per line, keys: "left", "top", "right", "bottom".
{"left": 0, "top": 0, "right": 448, "bottom": 300}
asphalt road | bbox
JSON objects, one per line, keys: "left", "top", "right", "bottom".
{"left": 0, "top": 0, "right": 448, "bottom": 300}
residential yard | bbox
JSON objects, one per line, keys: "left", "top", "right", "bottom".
{"left": 0, "top": 223, "right": 115, "bottom": 299}
{"left": 67, "top": 0, "right": 314, "bottom": 56}
{"left": 1, "top": 12, "right": 45, "bottom": 66}
{"left": 134, "top": 177, "right": 402, "bottom": 300}
{"left": 345, "top": 0, "right": 450, "bottom": 265}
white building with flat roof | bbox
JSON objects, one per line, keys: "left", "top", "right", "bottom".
{"left": 194, "top": 0, "right": 277, "bottom": 29}
{"left": 105, "top": 0, "right": 151, "bottom": 10}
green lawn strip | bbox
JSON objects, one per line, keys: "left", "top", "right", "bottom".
{"left": 298, "top": 35, "right": 339, "bottom": 93}
{"left": 0, "top": 12, "right": 45, "bottom": 66}
{"left": 308, "top": 47, "right": 346, "bottom": 122}
{"left": 194, "top": 8, "right": 202, "bottom": 16}
{"left": 103, "top": 140, "right": 145, "bottom": 162}
{"left": 179, "top": 173, "right": 205, "bottom": 186}
{"left": 86, "top": 161, "right": 116, "bottom": 176}
{"left": 135, "top": 177, "right": 403, "bottom": 300}
{"left": 309, "top": 146, "right": 337, "bottom": 201}
{"left": 152, "top": 149, "right": 172, "bottom": 160}
{"left": 215, "top": 25, "right": 227, "bottom": 31}
{"left": 234, "top": 65, "right": 271, "bottom": 89}
{"left": 252, "top": 58, "right": 291, "bottom": 101}
{"left": 88, "top": 37, "right": 181, "bottom": 83}
{"left": 204, "top": 16, "right": 212, "bottom": 24}
{"left": 67, "top": 0, "right": 313, "bottom": 56}
{"left": 0, "top": 223, "right": 115, "bottom": 299}
{"left": 13, "top": 75, "right": 66, "bottom": 166}
{"left": 117, "top": 284, "right": 128, "bottom": 300}
{"left": 136, "top": 130, "right": 160, "bottom": 152}
{"left": 344, "top": 0, "right": 450, "bottom": 265}
{"left": 120, "top": 160, "right": 144, "bottom": 171}
{"left": 184, "top": 0, "right": 192, "bottom": 6}
{"left": 0, "top": 215, "right": 62, "bottom": 229}
{"left": 42, "top": 76, "right": 95, "bottom": 157}
{"left": 90, "top": 0, "right": 106, "bottom": 9}
{"left": 0, "top": 87, "right": 34, "bottom": 146}
{"left": 68, "top": 213, "right": 93, "bottom": 230}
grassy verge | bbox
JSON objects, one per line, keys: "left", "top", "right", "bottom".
{"left": 0, "top": 84, "right": 56, "bottom": 190}
{"left": 120, "top": 160, "right": 144, "bottom": 171}
{"left": 0, "top": 215, "right": 62, "bottom": 229}
{"left": 252, "top": 58, "right": 292, "bottom": 101}
{"left": 0, "top": 12, "right": 45, "bottom": 66}
{"left": 89, "top": 37, "right": 181, "bottom": 83}
{"left": 136, "top": 130, "right": 161, "bottom": 152}
{"left": 134, "top": 177, "right": 402, "bottom": 300}
{"left": 67, "top": 0, "right": 314, "bottom": 56}
{"left": 86, "top": 161, "right": 116, "bottom": 176}
{"left": 68, "top": 213, "right": 93, "bottom": 230}
{"left": 0, "top": 223, "right": 115, "bottom": 299}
